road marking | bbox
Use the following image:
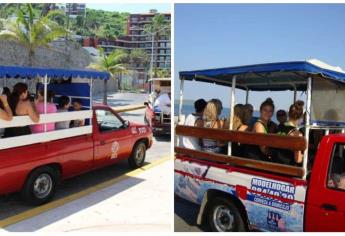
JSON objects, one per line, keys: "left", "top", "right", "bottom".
{"left": 0, "top": 156, "right": 171, "bottom": 229}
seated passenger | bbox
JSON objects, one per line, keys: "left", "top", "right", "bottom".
{"left": 0, "top": 91, "right": 13, "bottom": 121}
{"left": 232, "top": 104, "right": 252, "bottom": 156}
{"left": 4, "top": 83, "right": 39, "bottom": 137}
{"left": 276, "top": 109, "right": 287, "bottom": 130}
{"left": 55, "top": 96, "right": 71, "bottom": 130}
{"left": 182, "top": 98, "right": 207, "bottom": 150}
{"left": 149, "top": 86, "right": 161, "bottom": 104}
{"left": 244, "top": 98, "right": 275, "bottom": 161}
{"left": 243, "top": 103, "right": 254, "bottom": 126}
{"left": 328, "top": 173, "right": 345, "bottom": 190}
{"left": 31, "top": 89, "right": 57, "bottom": 133}
{"left": 154, "top": 92, "right": 171, "bottom": 114}
{"left": 71, "top": 99, "right": 85, "bottom": 127}
{"left": 233, "top": 104, "right": 249, "bottom": 131}
{"left": 274, "top": 100, "right": 304, "bottom": 165}
{"left": 195, "top": 100, "right": 226, "bottom": 153}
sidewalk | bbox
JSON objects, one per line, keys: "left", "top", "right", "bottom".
{"left": 2, "top": 158, "right": 172, "bottom": 232}
{"left": 93, "top": 92, "right": 148, "bottom": 107}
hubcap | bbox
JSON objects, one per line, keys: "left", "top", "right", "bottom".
{"left": 33, "top": 173, "right": 53, "bottom": 199}
{"left": 213, "top": 205, "right": 235, "bottom": 232}
{"left": 135, "top": 144, "right": 145, "bottom": 165}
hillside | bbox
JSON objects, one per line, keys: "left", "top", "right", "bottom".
{"left": 0, "top": 4, "right": 129, "bottom": 38}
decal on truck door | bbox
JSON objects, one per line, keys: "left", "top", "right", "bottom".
{"left": 111, "top": 141, "right": 120, "bottom": 159}
{"left": 249, "top": 178, "right": 295, "bottom": 211}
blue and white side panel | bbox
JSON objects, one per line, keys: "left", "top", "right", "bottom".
{"left": 174, "top": 158, "right": 307, "bottom": 232}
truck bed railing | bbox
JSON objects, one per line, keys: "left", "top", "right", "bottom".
{"left": 0, "top": 110, "right": 92, "bottom": 129}
{"left": 175, "top": 125, "right": 306, "bottom": 178}
{"left": 0, "top": 110, "right": 93, "bottom": 150}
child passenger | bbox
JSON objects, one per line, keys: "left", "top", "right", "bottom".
{"left": 55, "top": 96, "right": 71, "bottom": 130}
{"left": 71, "top": 99, "right": 85, "bottom": 127}
{"left": 274, "top": 100, "right": 305, "bottom": 165}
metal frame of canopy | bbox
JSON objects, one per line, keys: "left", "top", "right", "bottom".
{"left": 0, "top": 65, "right": 110, "bottom": 149}
{"left": 178, "top": 60, "right": 345, "bottom": 179}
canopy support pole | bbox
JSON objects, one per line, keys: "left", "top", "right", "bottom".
{"left": 293, "top": 86, "right": 297, "bottom": 102}
{"left": 90, "top": 78, "right": 93, "bottom": 125}
{"left": 245, "top": 88, "right": 249, "bottom": 104}
{"left": 228, "top": 76, "right": 236, "bottom": 156}
{"left": 178, "top": 78, "right": 184, "bottom": 124}
{"left": 303, "top": 77, "right": 312, "bottom": 179}
{"left": 325, "top": 129, "right": 330, "bottom": 136}
{"left": 44, "top": 75, "right": 48, "bottom": 132}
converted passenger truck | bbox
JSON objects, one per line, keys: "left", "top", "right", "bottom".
{"left": 175, "top": 60, "right": 345, "bottom": 232}
{"left": 144, "top": 78, "right": 171, "bottom": 135}
{"left": 0, "top": 66, "right": 152, "bottom": 205}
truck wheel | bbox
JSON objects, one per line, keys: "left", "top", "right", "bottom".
{"left": 128, "top": 141, "right": 146, "bottom": 168}
{"left": 21, "top": 166, "right": 59, "bottom": 206}
{"left": 207, "top": 197, "right": 246, "bottom": 232}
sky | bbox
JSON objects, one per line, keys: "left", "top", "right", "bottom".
{"left": 87, "top": 3, "right": 171, "bottom": 13}
{"left": 174, "top": 4, "right": 345, "bottom": 111}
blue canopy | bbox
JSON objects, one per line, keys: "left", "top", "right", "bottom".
{"left": 0, "top": 65, "right": 110, "bottom": 80}
{"left": 179, "top": 60, "right": 345, "bottom": 91}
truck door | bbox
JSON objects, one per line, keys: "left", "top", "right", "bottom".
{"left": 306, "top": 140, "right": 345, "bottom": 231}
{"left": 93, "top": 108, "right": 132, "bottom": 167}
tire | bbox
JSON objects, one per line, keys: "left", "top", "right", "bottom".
{"left": 21, "top": 166, "right": 59, "bottom": 206}
{"left": 128, "top": 141, "right": 146, "bottom": 169}
{"left": 207, "top": 197, "right": 246, "bottom": 232}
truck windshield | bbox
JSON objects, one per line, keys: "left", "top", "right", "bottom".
{"left": 96, "top": 109, "right": 124, "bottom": 132}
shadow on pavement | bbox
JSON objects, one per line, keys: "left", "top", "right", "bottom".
{"left": 155, "top": 135, "right": 171, "bottom": 142}
{"left": 174, "top": 195, "right": 209, "bottom": 232}
{"left": 0, "top": 160, "right": 150, "bottom": 223}
{"left": 5, "top": 174, "right": 145, "bottom": 232}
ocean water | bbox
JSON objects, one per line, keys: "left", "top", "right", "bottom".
{"left": 174, "top": 103, "right": 261, "bottom": 120}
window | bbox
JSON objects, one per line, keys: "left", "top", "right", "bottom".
{"left": 95, "top": 109, "right": 124, "bottom": 132}
{"left": 327, "top": 143, "right": 345, "bottom": 191}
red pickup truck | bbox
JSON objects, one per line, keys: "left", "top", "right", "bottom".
{"left": 0, "top": 105, "right": 152, "bottom": 205}
{"left": 175, "top": 131, "right": 345, "bottom": 232}
{"left": 175, "top": 60, "right": 345, "bottom": 232}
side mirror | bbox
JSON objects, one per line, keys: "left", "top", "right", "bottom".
{"left": 123, "top": 120, "right": 130, "bottom": 128}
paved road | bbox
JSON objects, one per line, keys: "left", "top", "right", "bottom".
{"left": 0, "top": 93, "right": 171, "bottom": 230}
{"left": 2, "top": 159, "right": 172, "bottom": 232}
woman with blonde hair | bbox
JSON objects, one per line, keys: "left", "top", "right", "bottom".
{"left": 195, "top": 100, "right": 225, "bottom": 153}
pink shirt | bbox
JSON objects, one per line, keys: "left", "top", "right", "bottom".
{"left": 31, "top": 102, "right": 57, "bottom": 134}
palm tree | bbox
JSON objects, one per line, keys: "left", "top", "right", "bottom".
{"left": 0, "top": 3, "right": 66, "bottom": 66}
{"left": 130, "top": 48, "right": 150, "bottom": 69}
{"left": 155, "top": 68, "right": 171, "bottom": 78}
{"left": 88, "top": 48, "right": 128, "bottom": 104}
{"left": 144, "top": 14, "right": 170, "bottom": 77}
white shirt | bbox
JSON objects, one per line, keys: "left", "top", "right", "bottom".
{"left": 182, "top": 114, "right": 201, "bottom": 150}
{"left": 154, "top": 93, "right": 171, "bottom": 114}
